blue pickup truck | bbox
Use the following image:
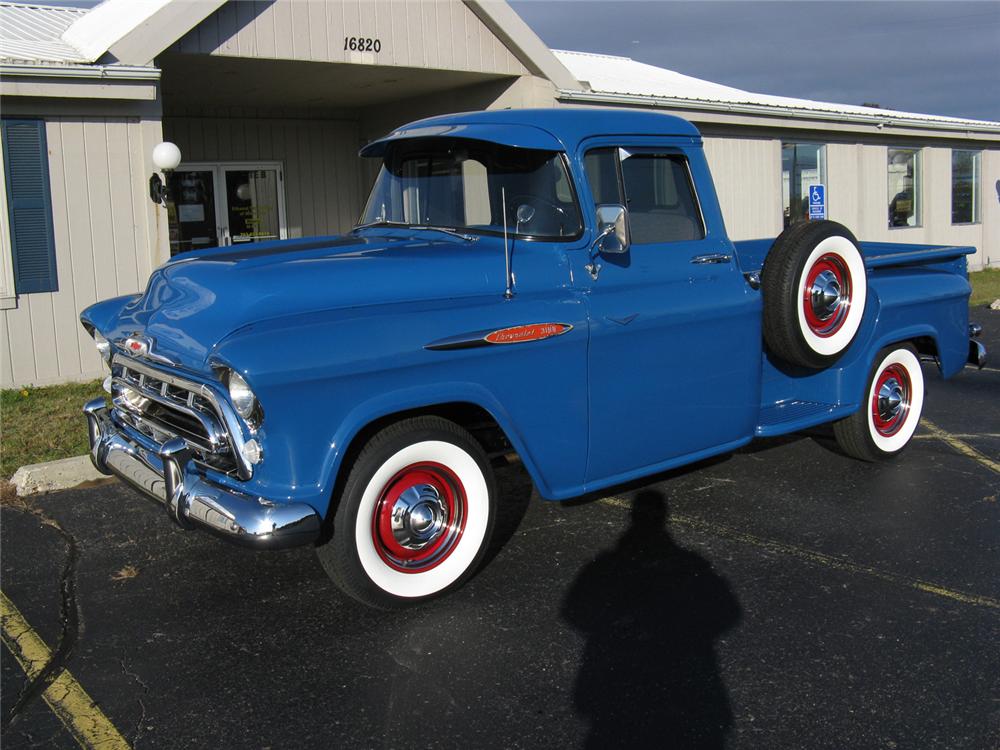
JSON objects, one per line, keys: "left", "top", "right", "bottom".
{"left": 81, "top": 109, "right": 985, "bottom": 607}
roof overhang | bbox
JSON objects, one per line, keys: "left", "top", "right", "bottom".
{"left": 560, "top": 90, "right": 1000, "bottom": 141}
{"left": 0, "top": 62, "right": 159, "bottom": 100}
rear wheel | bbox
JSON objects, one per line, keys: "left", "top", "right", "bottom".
{"left": 833, "top": 345, "right": 924, "bottom": 461}
{"left": 317, "top": 416, "right": 497, "bottom": 608}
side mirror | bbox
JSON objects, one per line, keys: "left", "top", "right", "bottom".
{"left": 595, "top": 204, "right": 629, "bottom": 255}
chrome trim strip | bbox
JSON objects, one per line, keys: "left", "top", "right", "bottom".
{"left": 83, "top": 400, "right": 320, "bottom": 550}
{"left": 425, "top": 322, "right": 575, "bottom": 351}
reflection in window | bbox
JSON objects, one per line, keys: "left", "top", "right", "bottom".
{"left": 888, "top": 148, "right": 921, "bottom": 227}
{"left": 951, "top": 150, "right": 981, "bottom": 224}
{"left": 583, "top": 148, "right": 624, "bottom": 206}
{"left": 781, "top": 143, "right": 826, "bottom": 228}
{"left": 619, "top": 151, "right": 703, "bottom": 244}
{"left": 362, "top": 139, "right": 583, "bottom": 239}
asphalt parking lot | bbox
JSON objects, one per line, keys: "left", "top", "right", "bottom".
{"left": 3, "top": 311, "right": 998, "bottom": 750}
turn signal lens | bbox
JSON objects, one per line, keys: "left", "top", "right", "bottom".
{"left": 242, "top": 439, "right": 263, "bottom": 465}
{"left": 227, "top": 370, "right": 257, "bottom": 421}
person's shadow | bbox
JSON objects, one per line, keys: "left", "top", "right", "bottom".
{"left": 561, "top": 490, "right": 742, "bottom": 749}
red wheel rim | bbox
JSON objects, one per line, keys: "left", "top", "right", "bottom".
{"left": 871, "top": 363, "right": 911, "bottom": 436}
{"left": 803, "top": 253, "right": 852, "bottom": 337}
{"left": 371, "top": 462, "right": 467, "bottom": 573}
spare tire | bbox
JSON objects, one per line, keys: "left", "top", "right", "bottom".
{"left": 762, "top": 220, "right": 867, "bottom": 369}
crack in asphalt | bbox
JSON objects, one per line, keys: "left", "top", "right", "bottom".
{"left": 119, "top": 651, "right": 149, "bottom": 748}
{"left": 1, "top": 505, "right": 82, "bottom": 734}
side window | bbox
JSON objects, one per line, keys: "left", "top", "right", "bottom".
{"left": 620, "top": 152, "right": 704, "bottom": 244}
{"left": 584, "top": 148, "right": 624, "bottom": 206}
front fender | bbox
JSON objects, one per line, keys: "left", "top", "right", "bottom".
{"left": 211, "top": 292, "right": 590, "bottom": 517}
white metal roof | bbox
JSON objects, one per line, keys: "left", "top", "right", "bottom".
{"left": 554, "top": 50, "right": 1000, "bottom": 132}
{"left": 0, "top": 2, "right": 89, "bottom": 63}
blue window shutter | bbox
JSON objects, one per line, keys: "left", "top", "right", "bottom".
{"left": 3, "top": 119, "right": 58, "bottom": 294}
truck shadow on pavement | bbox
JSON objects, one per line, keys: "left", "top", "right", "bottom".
{"left": 561, "top": 490, "right": 742, "bottom": 750}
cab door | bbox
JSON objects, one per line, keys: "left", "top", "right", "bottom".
{"left": 577, "top": 143, "right": 760, "bottom": 486}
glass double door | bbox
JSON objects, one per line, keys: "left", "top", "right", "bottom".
{"left": 166, "top": 162, "right": 286, "bottom": 255}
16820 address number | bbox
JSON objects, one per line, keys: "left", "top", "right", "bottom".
{"left": 345, "top": 37, "right": 382, "bottom": 53}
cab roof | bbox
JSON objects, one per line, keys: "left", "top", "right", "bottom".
{"left": 359, "top": 107, "right": 701, "bottom": 157}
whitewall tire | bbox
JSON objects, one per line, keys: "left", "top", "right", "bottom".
{"left": 317, "top": 416, "right": 497, "bottom": 608}
{"left": 763, "top": 221, "right": 868, "bottom": 369}
{"left": 834, "top": 345, "right": 924, "bottom": 461}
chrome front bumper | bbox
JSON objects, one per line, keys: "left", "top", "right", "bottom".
{"left": 83, "top": 399, "right": 321, "bottom": 549}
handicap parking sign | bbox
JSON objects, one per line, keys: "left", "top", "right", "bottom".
{"left": 808, "top": 184, "right": 826, "bottom": 220}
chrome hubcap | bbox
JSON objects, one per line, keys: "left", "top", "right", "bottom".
{"left": 877, "top": 377, "right": 904, "bottom": 422}
{"left": 390, "top": 484, "right": 447, "bottom": 550}
{"left": 810, "top": 270, "right": 842, "bottom": 321}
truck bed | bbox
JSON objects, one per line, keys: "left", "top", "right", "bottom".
{"left": 733, "top": 238, "right": 976, "bottom": 275}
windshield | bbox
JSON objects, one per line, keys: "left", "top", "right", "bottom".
{"left": 359, "top": 138, "right": 583, "bottom": 240}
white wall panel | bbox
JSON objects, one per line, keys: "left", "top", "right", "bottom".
{"left": 1, "top": 115, "right": 162, "bottom": 387}
{"left": 172, "top": 0, "right": 528, "bottom": 76}
{"left": 703, "top": 137, "right": 782, "bottom": 241}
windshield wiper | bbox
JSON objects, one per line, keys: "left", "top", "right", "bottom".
{"left": 351, "top": 220, "right": 407, "bottom": 232}
{"left": 406, "top": 225, "right": 478, "bottom": 242}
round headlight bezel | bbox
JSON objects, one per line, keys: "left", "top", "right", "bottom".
{"left": 226, "top": 370, "right": 261, "bottom": 426}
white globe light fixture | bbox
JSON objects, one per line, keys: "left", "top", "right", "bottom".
{"left": 149, "top": 141, "right": 182, "bottom": 205}
{"left": 152, "top": 141, "right": 182, "bottom": 171}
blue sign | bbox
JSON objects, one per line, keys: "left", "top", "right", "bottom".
{"left": 808, "top": 184, "right": 826, "bottom": 220}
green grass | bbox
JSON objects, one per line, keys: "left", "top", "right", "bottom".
{"left": 0, "top": 380, "right": 104, "bottom": 480}
{"left": 970, "top": 268, "right": 1000, "bottom": 308}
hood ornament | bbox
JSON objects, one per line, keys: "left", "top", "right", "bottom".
{"left": 123, "top": 335, "right": 151, "bottom": 357}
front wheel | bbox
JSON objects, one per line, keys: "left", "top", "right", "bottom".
{"left": 833, "top": 345, "right": 925, "bottom": 461}
{"left": 317, "top": 416, "right": 497, "bottom": 608}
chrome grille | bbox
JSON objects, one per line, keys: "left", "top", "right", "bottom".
{"left": 110, "top": 356, "right": 240, "bottom": 475}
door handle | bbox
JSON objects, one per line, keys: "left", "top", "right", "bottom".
{"left": 690, "top": 253, "right": 732, "bottom": 264}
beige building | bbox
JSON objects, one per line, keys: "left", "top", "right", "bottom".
{"left": 1, "top": 0, "right": 997, "bottom": 387}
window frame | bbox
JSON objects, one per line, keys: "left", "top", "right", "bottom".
{"left": 582, "top": 145, "right": 707, "bottom": 246}
{"left": 951, "top": 149, "right": 981, "bottom": 226}
{"left": 780, "top": 141, "right": 827, "bottom": 229}
{"left": 887, "top": 146, "right": 922, "bottom": 230}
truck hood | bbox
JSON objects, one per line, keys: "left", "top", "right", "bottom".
{"left": 107, "top": 233, "right": 503, "bottom": 370}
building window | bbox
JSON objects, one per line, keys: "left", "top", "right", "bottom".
{"left": 888, "top": 148, "right": 921, "bottom": 228}
{"left": 952, "top": 150, "right": 981, "bottom": 225}
{"left": 1, "top": 119, "right": 57, "bottom": 294}
{"left": 782, "top": 142, "right": 826, "bottom": 228}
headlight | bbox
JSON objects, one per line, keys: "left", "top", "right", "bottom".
{"left": 93, "top": 330, "right": 111, "bottom": 362}
{"left": 226, "top": 370, "right": 258, "bottom": 422}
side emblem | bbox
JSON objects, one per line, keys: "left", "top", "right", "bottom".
{"left": 485, "top": 323, "right": 572, "bottom": 345}
{"left": 123, "top": 335, "right": 151, "bottom": 357}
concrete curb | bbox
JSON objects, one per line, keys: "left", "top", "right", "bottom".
{"left": 11, "top": 455, "right": 110, "bottom": 497}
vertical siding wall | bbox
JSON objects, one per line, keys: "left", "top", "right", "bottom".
{"left": 164, "top": 116, "right": 367, "bottom": 238}
{"left": 702, "top": 137, "right": 783, "bottom": 241}
{"left": 171, "top": 0, "right": 528, "bottom": 77}
{"left": 828, "top": 144, "right": 996, "bottom": 270}
{"left": 1, "top": 116, "right": 162, "bottom": 388}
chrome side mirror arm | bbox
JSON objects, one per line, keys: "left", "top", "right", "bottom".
{"left": 585, "top": 225, "right": 616, "bottom": 280}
